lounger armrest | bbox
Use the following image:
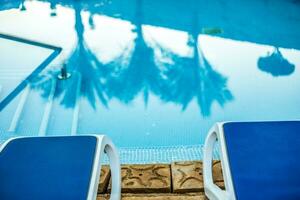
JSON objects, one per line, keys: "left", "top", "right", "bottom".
{"left": 203, "top": 127, "right": 229, "bottom": 200}
{"left": 103, "top": 137, "right": 121, "bottom": 200}
{"left": 88, "top": 136, "right": 121, "bottom": 200}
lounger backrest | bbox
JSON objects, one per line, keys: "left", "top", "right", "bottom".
{"left": 0, "top": 136, "right": 98, "bottom": 200}
{"left": 223, "top": 121, "right": 300, "bottom": 200}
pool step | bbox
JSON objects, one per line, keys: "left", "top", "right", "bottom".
{"left": 71, "top": 73, "right": 81, "bottom": 135}
{"left": 7, "top": 77, "right": 58, "bottom": 136}
{"left": 7, "top": 86, "right": 30, "bottom": 132}
{"left": 0, "top": 84, "right": 2, "bottom": 99}
{"left": 0, "top": 92, "right": 22, "bottom": 134}
{"left": 45, "top": 73, "right": 82, "bottom": 136}
{"left": 38, "top": 77, "right": 57, "bottom": 136}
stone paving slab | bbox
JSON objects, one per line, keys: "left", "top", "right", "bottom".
{"left": 212, "top": 160, "right": 225, "bottom": 189}
{"left": 171, "top": 160, "right": 224, "bottom": 193}
{"left": 98, "top": 165, "right": 111, "bottom": 194}
{"left": 171, "top": 161, "right": 203, "bottom": 193}
{"left": 97, "top": 193, "right": 207, "bottom": 200}
{"left": 108, "top": 164, "right": 171, "bottom": 193}
{"left": 101, "top": 160, "right": 223, "bottom": 196}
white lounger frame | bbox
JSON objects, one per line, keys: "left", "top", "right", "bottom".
{"left": 203, "top": 122, "right": 236, "bottom": 200}
{"left": 0, "top": 135, "right": 121, "bottom": 200}
{"left": 89, "top": 135, "right": 121, "bottom": 200}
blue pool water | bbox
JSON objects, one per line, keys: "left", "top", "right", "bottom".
{"left": 0, "top": 0, "right": 300, "bottom": 163}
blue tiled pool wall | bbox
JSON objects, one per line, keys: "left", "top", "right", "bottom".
{"left": 103, "top": 144, "right": 220, "bottom": 164}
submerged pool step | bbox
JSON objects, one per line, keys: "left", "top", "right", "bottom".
{"left": 8, "top": 81, "right": 55, "bottom": 136}
{"left": 71, "top": 74, "right": 81, "bottom": 135}
{"left": 0, "top": 72, "right": 82, "bottom": 137}
{"left": 7, "top": 86, "right": 30, "bottom": 132}
{"left": 0, "top": 85, "right": 31, "bottom": 134}
{"left": 45, "top": 73, "right": 82, "bottom": 136}
{"left": 38, "top": 78, "right": 57, "bottom": 136}
{"left": 0, "top": 93, "right": 22, "bottom": 134}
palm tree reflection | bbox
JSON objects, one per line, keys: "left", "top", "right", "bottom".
{"left": 50, "top": 1, "right": 57, "bottom": 16}
{"left": 0, "top": 0, "right": 23, "bottom": 11}
{"left": 258, "top": 47, "right": 295, "bottom": 76}
{"left": 30, "top": 0, "right": 233, "bottom": 117}
{"left": 104, "top": 0, "right": 160, "bottom": 106}
{"left": 154, "top": 13, "right": 233, "bottom": 116}
{"left": 32, "top": 2, "right": 109, "bottom": 109}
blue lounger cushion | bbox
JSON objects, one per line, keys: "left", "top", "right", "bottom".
{"left": 224, "top": 121, "right": 300, "bottom": 200}
{"left": 0, "top": 136, "right": 97, "bottom": 200}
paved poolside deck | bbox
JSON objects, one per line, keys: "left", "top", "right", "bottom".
{"left": 97, "top": 160, "right": 224, "bottom": 199}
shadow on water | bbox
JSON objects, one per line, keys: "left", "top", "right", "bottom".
{"left": 2, "top": 0, "right": 297, "bottom": 116}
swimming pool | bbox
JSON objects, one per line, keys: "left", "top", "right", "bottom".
{"left": 1, "top": 0, "right": 300, "bottom": 163}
